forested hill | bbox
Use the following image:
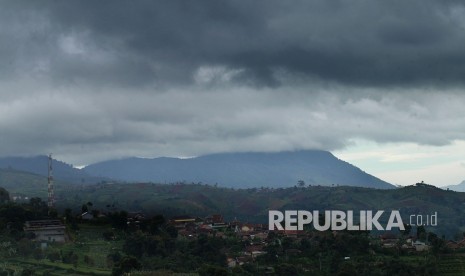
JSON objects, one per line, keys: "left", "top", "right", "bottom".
{"left": 49, "top": 182, "right": 465, "bottom": 239}
{"left": 0, "top": 171, "right": 463, "bottom": 237}
{"left": 83, "top": 150, "right": 394, "bottom": 189}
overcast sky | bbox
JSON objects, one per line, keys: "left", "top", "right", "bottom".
{"left": 1, "top": 0, "right": 465, "bottom": 186}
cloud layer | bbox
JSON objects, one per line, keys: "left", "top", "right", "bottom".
{"left": 1, "top": 1, "right": 465, "bottom": 166}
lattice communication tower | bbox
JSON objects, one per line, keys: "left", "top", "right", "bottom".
{"left": 47, "top": 154, "right": 54, "bottom": 208}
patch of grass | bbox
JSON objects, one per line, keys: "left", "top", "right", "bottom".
{"left": 5, "top": 258, "right": 111, "bottom": 275}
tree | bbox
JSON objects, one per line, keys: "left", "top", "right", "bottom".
{"left": 21, "top": 269, "right": 34, "bottom": 276}
{"left": 109, "top": 211, "right": 128, "bottom": 230}
{"left": 112, "top": 256, "right": 141, "bottom": 276}
{"left": 428, "top": 232, "right": 446, "bottom": 255}
{"left": 402, "top": 223, "right": 412, "bottom": 236}
{"left": 123, "top": 231, "right": 146, "bottom": 258}
{"left": 17, "top": 238, "right": 35, "bottom": 256}
{"left": 48, "top": 208, "right": 58, "bottom": 219}
{"left": 417, "top": 225, "right": 426, "bottom": 241}
{"left": 165, "top": 224, "right": 178, "bottom": 239}
{"left": 148, "top": 215, "right": 165, "bottom": 235}
{"left": 62, "top": 250, "right": 78, "bottom": 266}
{"left": 84, "top": 255, "right": 95, "bottom": 266}
{"left": 91, "top": 209, "right": 100, "bottom": 218}
{"left": 47, "top": 250, "right": 61, "bottom": 262}
{"left": 198, "top": 264, "right": 228, "bottom": 276}
{"left": 0, "top": 188, "right": 9, "bottom": 204}
{"left": 64, "top": 208, "right": 73, "bottom": 221}
{"left": 107, "top": 252, "right": 122, "bottom": 268}
{"left": 27, "top": 197, "right": 48, "bottom": 218}
{"left": 103, "top": 230, "right": 115, "bottom": 241}
{"left": 337, "top": 262, "right": 357, "bottom": 276}
{"left": 275, "top": 263, "right": 299, "bottom": 275}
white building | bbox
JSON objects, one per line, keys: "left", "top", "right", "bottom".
{"left": 24, "top": 220, "right": 66, "bottom": 243}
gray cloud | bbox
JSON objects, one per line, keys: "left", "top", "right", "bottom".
{"left": 3, "top": 0, "right": 465, "bottom": 87}
{"left": 1, "top": 1, "right": 465, "bottom": 165}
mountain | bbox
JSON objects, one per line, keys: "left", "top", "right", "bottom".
{"left": 0, "top": 156, "right": 106, "bottom": 184}
{"left": 83, "top": 150, "right": 394, "bottom": 189}
{"left": 442, "top": 180, "right": 465, "bottom": 192}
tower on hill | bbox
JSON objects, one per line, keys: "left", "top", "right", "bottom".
{"left": 47, "top": 154, "right": 54, "bottom": 208}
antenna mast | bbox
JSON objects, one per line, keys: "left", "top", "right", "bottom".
{"left": 47, "top": 154, "right": 54, "bottom": 208}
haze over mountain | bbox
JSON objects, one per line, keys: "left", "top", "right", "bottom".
{"left": 0, "top": 156, "right": 106, "bottom": 184}
{"left": 442, "top": 180, "right": 465, "bottom": 192}
{"left": 83, "top": 150, "right": 394, "bottom": 189}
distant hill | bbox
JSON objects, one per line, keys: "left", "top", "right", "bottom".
{"left": 442, "top": 180, "right": 465, "bottom": 192}
{"left": 83, "top": 150, "right": 394, "bottom": 189}
{"left": 0, "top": 168, "right": 74, "bottom": 198}
{"left": 0, "top": 156, "right": 107, "bottom": 184}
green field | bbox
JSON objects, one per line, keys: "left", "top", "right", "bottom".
{"left": 2, "top": 224, "right": 124, "bottom": 275}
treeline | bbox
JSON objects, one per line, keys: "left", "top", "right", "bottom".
{"left": 0, "top": 197, "right": 51, "bottom": 239}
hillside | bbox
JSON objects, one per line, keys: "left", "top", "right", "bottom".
{"left": 2, "top": 182, "right": 461, "bottom": 274}
{"left": 0, "top": 168, "right": 74, "bottom": 199}
{"left": 50, "top": 182, "right": 465, "bottom": 239}
{"left": 2, "top": 172, "right": 464, "bottom": 238}
{"left": 0, "top": 156, "right": 107, "bottom": 184}
{"left": 83, "top": 150, "right": 394, "bottom": 189}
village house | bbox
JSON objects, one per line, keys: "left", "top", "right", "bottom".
{"left": 380, "top": 233, "right": 399, "bottom": 248}
{"left": 227, "top": 256, "right": 254, "bottom": 268}
{"left": 250, "top": 232, "right": 268, "bottom": 241}
{"left": 127, "top": 211, "right": 147, "bottom": 228}
{"left": 24, "top": 220, "right": 66, "bottom": 243}
{"left": 80, "top": 212, "right": 94, "bottom": 220}
{"left": 204, "top": 214, "right": 224, "bottom": 224}
{"left": 445, "top": 238, "right": 465, "bottom": 250}
{"left": 170, "top": 215, "right": 197, "bottom": 229}
{"left": 204, "top": 214, "right": 228, "bottom": 230}
{"left": 239, "top": 223, "right": 255, "bottom": 233}
{"left": 412, "top": 240, "right": 429, "bottom": 252}
{"left": 446, "top": 240, "right": 459, "bottom": 250}
{"left": 244, "top": 244, "right": 266, "bottom": 258}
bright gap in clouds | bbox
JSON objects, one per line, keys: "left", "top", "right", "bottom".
{"left": 333, "top": 140, "right": 465, "bottom": 187}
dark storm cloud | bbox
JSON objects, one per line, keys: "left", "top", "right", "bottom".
{"left": 3, "top": 0, "right": 465, "bottom": 88}
{"left": 2, "top": 0, "right": 465, "bottom": 166}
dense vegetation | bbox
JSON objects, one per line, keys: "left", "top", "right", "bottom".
{"left": 0, "top": 193, "right": 458, "bottom": 275}
{"left": 1, "top": 168, "right": 465, "bottom": 239}
{"left": 3, "top": 167, "right": 465, "bottom": 275}
{"left": 45, "top": 182, "right": 465, "bottom": 240}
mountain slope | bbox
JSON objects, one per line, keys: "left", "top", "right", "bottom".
{"left": 0, "top": 156, "right": 106, "bottom": 184}
{"left": 83, "top": 150, "right": 394, "bottom": 189}
{"left": 0, "top": 168, "right": 75, "bottom": 199}
{"left": 442, "top": 180, "right": 465, "bottom": 192}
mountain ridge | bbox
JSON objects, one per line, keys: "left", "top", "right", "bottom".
{"left": 442, "top": 180, "right": 465, "bottom": 192}
{"left": 83, "top": 150, "right": 395, "bottom": 189}
{"left": 0, "top": 155, "right": 107, "bottom": 184}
